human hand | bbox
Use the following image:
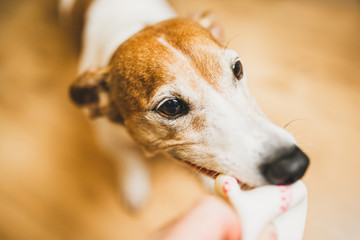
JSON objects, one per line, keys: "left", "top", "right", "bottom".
{"left": 214, "top": 175, "right": 307, "bottom": 240}
{"left": 147, "top": 196, "right": 277, "bottom": 240}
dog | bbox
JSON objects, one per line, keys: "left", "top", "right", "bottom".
{"left": 64, "top": 0, "right": 309, "bottom": 209}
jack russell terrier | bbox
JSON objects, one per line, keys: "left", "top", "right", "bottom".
{"left": 63, "top": 0, "right": 310, "bottom": 209}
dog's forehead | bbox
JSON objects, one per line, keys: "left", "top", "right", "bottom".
{"left": 110, "top": 19, "right": 225, "bottom": 116}
{"left": 155, "top": 19, "right": 225, "bottom": 86}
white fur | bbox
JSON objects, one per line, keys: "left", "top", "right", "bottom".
{"left": 92, "top": 118, "right": 151, "bottom": 209}
{"left": 151, "top": 37, "right": 297, "bottom": 186}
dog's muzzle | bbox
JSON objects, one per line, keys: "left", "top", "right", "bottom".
{"left": 260, "top": 146, "right": 310, "bottom": 185}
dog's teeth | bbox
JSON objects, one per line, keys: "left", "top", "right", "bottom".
{"left": 241, "top": 184, "right": 254, "bottom": 191}
{"left": 237, "top": 181, "right": 254, "bottom": 191}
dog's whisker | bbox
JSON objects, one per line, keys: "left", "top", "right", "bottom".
{"left": 191, "top": 168, "right": 198, "bottom": 177}
{"left": 222, "top": 34, "right": 246, "bottom": 54}
{"left": 298, "top": 143, "right": 317, "bottom": 149}
{"left": 293, "top": 135, "right": 304, "bottom": 140}
{"left": 283, "top": 118, "right": 307, "bottom": 129}
{"left": 159, "top": 142, "right": 197, "bottom": 151}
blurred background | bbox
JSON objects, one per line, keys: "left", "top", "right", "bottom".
{"left": 0, "top": 0, "right": 359, "bottom": 239}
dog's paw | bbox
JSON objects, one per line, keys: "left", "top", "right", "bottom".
{"left": 199, "top": 174, "right": 215, "bottom": 193}
{"left": 119, "top": 166, "right": 151, "bottom": 211}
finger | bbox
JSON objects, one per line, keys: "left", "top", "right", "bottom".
{"left": 148, "top": 196, "right": 242, "bottom": 240}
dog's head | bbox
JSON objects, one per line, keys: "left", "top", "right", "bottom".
{"left": 70, "top": 18, "right": 309, "bottom": 187}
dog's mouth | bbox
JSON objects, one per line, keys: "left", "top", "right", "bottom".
{"left": 184, "top": 161, "right": 221, "bottom": 178}
{"left": 183, "top": 161, "right": 253, "bottom": 190}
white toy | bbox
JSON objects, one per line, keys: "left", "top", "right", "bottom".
{"left": 214, "top": 175, "right": 308, "bottom": 240}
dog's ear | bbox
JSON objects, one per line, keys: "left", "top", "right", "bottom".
{"left": 69, "top": 67, "right": 124, "bottom": 124}
{"left": 192, "top": 11, "right": 224, "bottom": 44}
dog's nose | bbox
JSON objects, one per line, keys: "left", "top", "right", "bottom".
{"left": 260, "top": 146, "right": 310, "bottom": 185}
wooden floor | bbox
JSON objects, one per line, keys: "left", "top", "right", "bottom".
{"left": 0, "top": 0, "right": 359, "bottom": 239}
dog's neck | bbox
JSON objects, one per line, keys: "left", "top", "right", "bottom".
{"left": 78, "top": 0, "right": 176, "bottom": 73}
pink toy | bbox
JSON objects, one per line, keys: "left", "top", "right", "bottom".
{"left": 214, "top": 175, "right": 308, "bottom": 240}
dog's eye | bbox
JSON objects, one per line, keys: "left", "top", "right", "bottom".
{"left": 156, "top": 99, "right": 188, "bottom": 119}
{"left": 232, "top": 60, "right": 243, "bottom": 80}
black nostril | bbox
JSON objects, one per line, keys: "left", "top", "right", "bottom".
{"left": 260, "top": 146, "right": 310, "bottom": 185}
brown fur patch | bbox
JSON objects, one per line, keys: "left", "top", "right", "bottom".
{"left": 69, "top": 69, "right": 109, "bottom": 106}
{"left": 157, "top": 19, "right": 224, "bottom": 87}
{"left": 69, "top": 67, "right": 123, "bottom": 122}
{"left": 191, "top": 115, "right": 207, "bottom": 131}
{"left": 108, "top": 18, "right": 224, "bottom": 121}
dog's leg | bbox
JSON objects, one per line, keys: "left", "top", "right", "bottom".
{"left": 116, "top": 149, "right": 151, "bottom": 210}
{"left": 92, "top": 118, "right": 151, "bottom": 210}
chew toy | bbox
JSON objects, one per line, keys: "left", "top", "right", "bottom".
{"left": 214, "top": 175, "right": 307, "bottom": 240}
